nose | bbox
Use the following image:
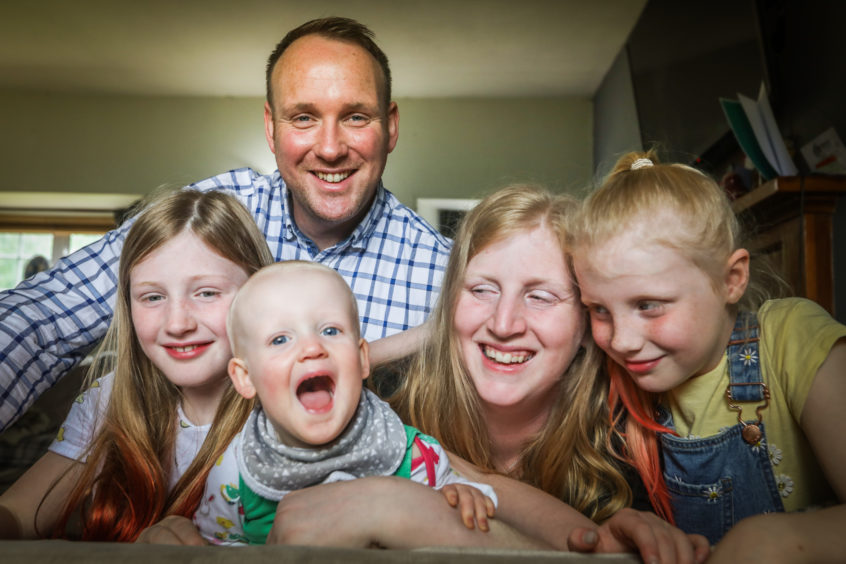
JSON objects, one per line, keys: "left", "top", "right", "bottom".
{"left": 609, "top": 316, "right": 644, "bottom": 355}
{"left": 165, "top": 300, "right": 197, "bottom": 336}
{"left": 313, "top": 121, "right": 348, "bottom": 163}
{"left": 487, "top": 295, "right": 527, "bottom": 338}
{"left": 298, "top": 334, "right": 328, "bottom": 362}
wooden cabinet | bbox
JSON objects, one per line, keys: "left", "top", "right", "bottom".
{"left": 731, "top": 175, "right": 846, "bottom": 315}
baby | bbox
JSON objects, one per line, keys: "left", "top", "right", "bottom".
{"left": 195, "top": 261, "right": 496, "bottom": 545}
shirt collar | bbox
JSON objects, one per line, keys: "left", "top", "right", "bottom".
{"left": 280, "top": 179, "right": 387, "bottom": 253}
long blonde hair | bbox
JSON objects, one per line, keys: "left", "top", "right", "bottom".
{"left": 384, "top": 184, "right": 630, "bottom": 522}
{"left": 55, "top": 189, "right": 273, "bottom": 540}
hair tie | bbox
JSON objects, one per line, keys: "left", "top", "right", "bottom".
{"left": 630, "top": 158, "right": 653, "bottom": 171}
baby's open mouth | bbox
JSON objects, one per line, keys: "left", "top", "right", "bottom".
{"left": 297, "top": 374, "right": 335, "bottom": 411}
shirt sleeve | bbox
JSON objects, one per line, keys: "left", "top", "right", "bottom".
{"left": 760, "top": 298, "right": 846, "bottom": 419}
{"left": 408, "top": 436, "right": 498, "bottom": 508}
{"left": 0, "top": 225, "right": 130, "bottom": 432}
{"left": 47, "top": 373, "right": 113, "bottom": 462}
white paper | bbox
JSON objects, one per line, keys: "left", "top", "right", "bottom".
{"left": 736, "top": 82, "right": 798, "bottom": 177}
{"left": 738, "top": 91, "right": 778, "bottom": 173}
{"left": 755, "top": 83, "right": 797, "bottom": 175}
{"left": 800, "top": 127, "right": 846, "bottom": 174}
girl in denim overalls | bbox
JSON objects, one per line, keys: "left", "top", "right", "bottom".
{"left": 571, "top": 150, "right": 846, "bottom": 560}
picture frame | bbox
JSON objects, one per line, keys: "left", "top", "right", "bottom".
{"left": 415, "top": 198, "right": 480, "bottom": 238}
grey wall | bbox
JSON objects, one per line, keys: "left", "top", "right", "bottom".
{"left": 387, "top": 97, "right": 593, "bottom": 205}
{"left": 0, "top": 91, "right": 593, "bottom": 209}
{"left": 592, "top": 49, "right": 641, "bottom": 183}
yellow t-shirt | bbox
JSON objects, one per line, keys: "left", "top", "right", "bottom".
{"left": 666, "top": 298, "right": 846, "bottom": 512}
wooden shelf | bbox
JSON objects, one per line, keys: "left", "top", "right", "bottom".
{"left": 731, "top": 175, "right": 846, "bottom": 314}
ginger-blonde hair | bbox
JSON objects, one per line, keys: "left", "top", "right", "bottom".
{"left": 571, "top": 150, "right": 787, "bottom": 523}
{"left": 54, "top": 189, "right": 273, "bottom": 540}
{"left": 576, "top": 150, "right": 742, "bottom": 288}
{"left": 382, "top": 184, "right": 630, "bottom": 522}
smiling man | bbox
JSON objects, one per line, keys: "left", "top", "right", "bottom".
{"left": 0, "top": 17, "right": 451, "bottom": 432}
{"left": 265, "top": 29, "right": 399, "bottom": 250}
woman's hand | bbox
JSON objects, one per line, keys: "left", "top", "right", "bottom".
{"left": 135, "top": 515, "right": 207, "bottom": 545}
{"left": 567, "top": 508, "right": 709, "bottom": 564}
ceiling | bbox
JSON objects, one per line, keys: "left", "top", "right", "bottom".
{"left": 0, "top": 0, "right": 646, "bottom": 99}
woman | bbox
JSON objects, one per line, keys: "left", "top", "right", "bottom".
{"left": 386, "top": 184, "right": 628, "bottom": 521}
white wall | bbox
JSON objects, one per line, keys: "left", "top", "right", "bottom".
{"left": 0, "top": 91, "right": 593, "bottom": 208}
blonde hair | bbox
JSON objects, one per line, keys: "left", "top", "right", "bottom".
{"left": 574, "top": 149, "right": 785, "bottom": 313}
{"left": 56, "top": 189, "right": 273, "bottom": 540}
{"left": 571, "top": 150, "right": 789, "bottom": 522}
{"left": 383, "top": 184, "right": 630, "bottom": 522}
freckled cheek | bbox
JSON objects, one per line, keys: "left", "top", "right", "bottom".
{"left": 208, "top": 304, "right": 232, "bottom": 339}
{"left": 346, "top": 128, "right": 383, "bottom": 156}
{"left": 454, "top": 297, "right": 491, "bottom": 339}
{"left": 130, "top": 308, "right": 159, "bottom": 346}
{"left": 278, "top": 130, "right": 315, "bottom": 161}
{"left": 589, "top": 319, "right": 614, "bottom": 352}
{"left": 645, "top": 316, "right": 686, "bottom": 349}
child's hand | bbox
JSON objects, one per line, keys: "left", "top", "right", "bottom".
{"left": 440, "top": 483, "right": 495, "bottom": 532}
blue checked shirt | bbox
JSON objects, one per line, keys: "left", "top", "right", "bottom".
{"left": 0, "top": 168, "right": 452, "bottom": 431}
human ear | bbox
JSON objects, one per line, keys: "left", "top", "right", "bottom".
{"left": 263, "top": 101, "right": 276, "bottom": 155}
{"left": 228, "top": 357, "right": 256, "bottom": 399}
{"left": 724, "top": 248, "right": 750, "bottom": 304}
{"left": 386, "top": 102, "right": 399, "bottom": 154}
{"left": 359, "top": 338, "right": 371, "bottom": 380}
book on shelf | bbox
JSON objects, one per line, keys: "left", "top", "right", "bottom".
{"left": 720, "top": 82, "right": 797, "bottom": 180}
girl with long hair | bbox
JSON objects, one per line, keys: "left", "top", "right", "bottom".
{"left": 571, "top": 150, "right": 846, "bottom": 559}
{"left": 0, "top": 189, "right": 273, "bottom": 540}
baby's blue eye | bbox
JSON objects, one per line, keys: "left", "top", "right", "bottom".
{"left": 321, "top": 326, "right": 340, "bottom": 336}
{"left": 271, "top": 335, "right": 290, "bottom": 345}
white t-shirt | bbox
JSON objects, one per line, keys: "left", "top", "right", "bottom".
{"left": 48, "top": 372, "right": 209, "bottom": 490}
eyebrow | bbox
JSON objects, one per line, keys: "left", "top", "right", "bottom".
{"left": 282, "top": 101, "right": 378, "bottom": 115}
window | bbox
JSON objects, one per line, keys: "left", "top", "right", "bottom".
{"left": 0, "top": 231, "right": 108, "bottom": 290}
{"left": 0, "top": 232, "right": 53, "bottom": 289}
{"left": 0, "top": 191, "right": 139, "bottom": 290}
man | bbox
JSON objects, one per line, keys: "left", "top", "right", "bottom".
{"left": 0, "top": 17, "right": 451, "bottom": 431}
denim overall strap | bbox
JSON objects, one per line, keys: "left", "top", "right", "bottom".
{"left": 727, "top": 311, "right": 765, "bottom": 401}
{"left": 658, "top": 311, "right": 784, "bottom": 545}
